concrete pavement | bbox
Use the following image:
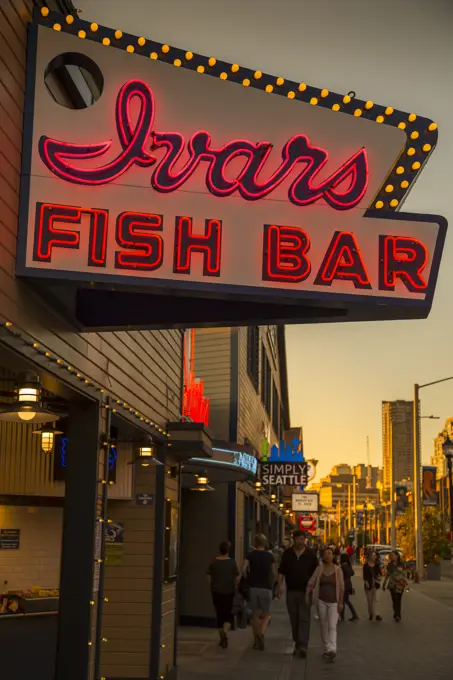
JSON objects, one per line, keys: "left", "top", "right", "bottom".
{"left": 177, "top": 576, "right": 453, "bottom": 680}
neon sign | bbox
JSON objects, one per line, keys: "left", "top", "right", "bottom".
{"left": 182, "top": 329, "right": 210, "bottom": 426}
{"left": 39, "top": 79, "right": 369, "bottom": 211}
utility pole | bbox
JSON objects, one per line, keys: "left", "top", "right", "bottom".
{"left": 390, "top": 413, "right": 397, "bottom": 549}
{"left": 413, "top": 384, "right": 423, "bottom": 579}
{"left": 353, "top": 474, "right": 357, "bottom": 529}
{"left": 347, "top": 483, "right": 351, "bottom": 530}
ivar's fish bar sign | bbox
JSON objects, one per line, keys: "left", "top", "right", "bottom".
{"left": 17, "top": 10, "right": 447, "bottom": 329}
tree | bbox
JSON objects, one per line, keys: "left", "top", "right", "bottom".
{"left": 397, "top": 506, "right": 448, "bottom": 563}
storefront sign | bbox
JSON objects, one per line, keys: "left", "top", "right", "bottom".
{"left": 422, "top": 466, "right": 438, "bottom": 506}
{"left": 261, "top": 462, "right": 308, "bottom": 486}
{"left": 264, "top": 437, "right": 303, "bottom": 463}
{"left": 299, "top": 515, "right": 317, "bottom": 533}
{"left": 0, "top": 529, "right": 20, "bottom": 550}
{"left": 105, "top": 521, "right": 124, "bottom": 565}
{"left": 232, "top": 451, "right": 258, "bottom": 474}
{"left": 292, "top": 492, "right": 319, "bottom": 512}
{"left": 17, "top": 17, "right": 447, "bottom": 328}
{"left": 395, "top": 485, "right": 408, "bottom": 515}
{"left": 136, "top": 493, "right": 154, "bottom": 506}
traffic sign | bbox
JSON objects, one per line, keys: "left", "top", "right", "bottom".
{"left": 299, "top": 515, "right": 316, "bottom": 533}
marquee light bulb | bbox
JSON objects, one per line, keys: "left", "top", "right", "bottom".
{"left": 103, "top": 38, "right": 110, "bottom": 46}
{"left": 410, "top": 131, "right": 419, "bottom": 140}
{"left": 150, "top": 52, "right": 158, "bottom": 60}
{"left": 173, "top": 58, "right": 181, "bottom": 66}
{"left": 265, "top": 84, "right": 273, "bottom": 93}
{"left": 390, "top": 199, "right": 399, "bottom": 208}
{"left": 343, "top": 95, "right": 351, "bottom": 104}
{"left": 276, "top": 77, "right": 284, "bottom": 86}
{"left": 209, "top": 57, "right": 216, "bottom": 67}
{"left": 231, "top": 64, "right": 240, "bottom": 72}
{"left": 354, "top": 109, "right": 362, "bottom": 117}
{"left": 126, "top": 45, "right": 134, "bottom": 53}
{"left": 398, "top": 122, "right": 406, "bottom": 130}
{"left": 66, "top": 15, "right": 74, "bottom": 24}
{"left": 376, "top": 115, "right": 384, "bottom": 123}
{"left": 254, "top": 71, "right": 262, "bottom": 79}
{"left": 41, "top": 7, "right": 49, "bottom": 16}
{"left": 385, "top": 184, "right": 394, "bottom": 193}
{"left": 310, "top": 97, "right": 318, "bottom": 105}
{"left": 138, "top": 37, "right": 146, "bottom": 46}
{"left": 53, "top": 23, "right": 61, "bottom": 31}
{"left": 242, "top": 78, "right": 250, "bottom": 86}
{"left": 428, "top": 122, "right": 437, "bottom": 131}
{"left": 321, "top": 89, "right": 329, "bottom": 98}
{"left": 197, "top": 65, "right": 205, "bottom": 73}
{"left": 407, "top": 147, "right": 416, "bottom": 156}
{"left": 298, "top": 83, "right": 307, "bottom": 92}
{"left": 375, "top": 201, "right": 384, "bottom": 209}
{"left": 401, "top": 180, "right": 409, "bottom": 189}
{"left": 162, "top": 44, "right": 170, "bottom": 53}
{"left": 423, "top": 144, "right": 432, "bottom": 152}
{"left": 185, "top": 52, "right": 193, "bottom": 60}
{"left": 220, "top": 72, "right": 228, "bottom": 80}
{"left": 288, "top": 91, "right": 296, "bottom": 99}
{"left": 396, "top": 166, "right": 404, "bottom": 175}
{"left": 412, "top": 161, "right": 421, "bottom": 170}
{"left": 90, "top": 23, "right": 99, "bottom": 32}
{"left": 385, "top": 107, "right": 394, "bottom": 115}
{"left": 114, "top": 30, "right": 122, "bottom": 39}
{"left": 365, "top": 101, "right": 374, "bottom": 109}
{"left": 408, "top": 113, "right": 417, "bottom": 122}
{"left": 332, "top": 103, "right": 340, "bottom": 111}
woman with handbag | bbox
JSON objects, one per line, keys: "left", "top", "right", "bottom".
{"left": 339, "top": 554, "right": 358, "bottom": 621}
{"left": 383, "top": 551, "right": 408, "bottom": 622}
{"left": 363, "top": 552, "right": 383, "bottom": 621}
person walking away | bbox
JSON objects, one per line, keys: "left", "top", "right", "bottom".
{"left": 370, "top": 550, "right": 383, "bottom": 618}
{"left": 207, "top": 541, "right": 240, "bottom": 648}
{"left": 363, "top": 553, "right": 383, "bottom": 621}
{"left": 383, "top": 551, "right": 408, "bottom": 622}
{"left": 339, "top": 554, "right": 358, "bottom": 621}
{"left": 242, "top": 534, "right": 275, "bottom": 650}
{"left": 278, "top": 530, "right": 318, "bottom": 658}
{"left": 270, "top": 542, "right": 283, "bottom": 599}
{"left": 346, "top": 544, "right": 355, "bottom": 561}
{"left": 306, "top": 547, "right": 344, "bottom": 661}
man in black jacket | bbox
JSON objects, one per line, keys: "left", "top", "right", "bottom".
{"left": 277, "top": 530, "right": 319, "bottom": 658}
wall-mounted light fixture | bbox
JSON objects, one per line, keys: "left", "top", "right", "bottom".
{"left": 0, "top": 371, "right": 62, "bottom": 424}
{"left": 190, "top": 474, "right": 214, "bottom": 492}
{"left": 33, "top": 423, "right": 63, "bottom": 454}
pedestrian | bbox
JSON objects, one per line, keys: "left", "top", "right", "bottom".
{"left": 270, "top": 542, "right": 283, "bottom": 599}
{"left": 346, "top": 544, "right": 355, "bottom": 561}
{"left": 306, "top": 547, "right": 344, "bottom": 661}
{"left": 363, "top": 552, "right": 383, "bottom": 621}
{"left": 383, "top": 551, "right": 408, "bottom": 622}
{"left": 242, "top": 534, "right": 275, "bottom": 651}
{"left": 339, "top": 553, "right": 358, "bottom": 621}
{"left": 207, "top": 540, "right": 240, "bottom": 648}
{"left": 277, "top": 530, "right": 318, "bottom": 658}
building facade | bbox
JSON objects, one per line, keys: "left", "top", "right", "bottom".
{"left": 382, "top": 400, "right": 414, "bottom": 489}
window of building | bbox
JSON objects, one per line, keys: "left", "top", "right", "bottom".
{"left": 272, "top": 382, "right": 280, "bottom": 438}
{"left": 261, "top": 347, "right": 271, "bottom": 415}
{"left": 247, "top": 327, "right": 260, "bottom": 391}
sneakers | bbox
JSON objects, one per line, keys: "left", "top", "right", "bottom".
{"left": 219, "top": 631, "right": 228, "bottom": 649}
{"left": 376, "top": 615, "right": 383, "bottom": 621}
{"left": 253, "top": 633, "right": 264, "bottom": 651}
{"left": 349, "top": 616, "right": 359, "bottom": 621}
{"left": 299, "top": 647, "right": 307, "bottom": 659}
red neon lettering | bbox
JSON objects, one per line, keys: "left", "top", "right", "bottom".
{"left": 33, "top": 202, "right": 108, "bottom": 267}
{"left": 263, "top": 225, "right": 311, "bottom": 282}
{"left": 314, "top": 231, "right": 371, "bottom": 289}
{"left": 379, "top": 235, "right": 428, "bottom": 292}
{"left": 174, "top": 217, "right": 222, "bottom": 277}
{"left": 183, "top": 329, "right": 210, "bottom": 426}
{"left": 115, "top": 212, "right": 164, "bottom": 270}
{"left": 39, "top": 80, "right": 368, "bottom": 211}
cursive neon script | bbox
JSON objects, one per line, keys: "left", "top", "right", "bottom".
{"left": 39, "top": 79, "right": 369, "bottom": 210}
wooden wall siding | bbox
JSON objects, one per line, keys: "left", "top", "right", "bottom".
{"left": 193, "top": 328, "right": 231, "bottom": 441}
{"left": 237, "top": 326, "right": 281, "bottom": 453}
{"left": 0, "top": 2, "right": 183, "bottom": 429}
{"left": 159, "top": 464, "right": 179, "bottom": 677}
{"left": 101, "top": 465, "right": 157, "bottom": 679}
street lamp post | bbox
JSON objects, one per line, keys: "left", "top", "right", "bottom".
{"left": 413, "top": 377, "right": 453, "bottom": 581}
{"left": 442, "top": 436, "right": 453, "bottom": 537}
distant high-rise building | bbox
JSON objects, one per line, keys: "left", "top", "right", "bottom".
{"left": 352, "top": 464, "right": 382, "bottom": 488}
{"left": 431, "top": 417, "right": 453, "bottom": 479}
{"left": 382, "top": 400, "right": 414, "bottom": 488}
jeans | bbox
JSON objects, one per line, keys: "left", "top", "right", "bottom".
{"left": 340, "top": 591, "right": 357, "bottom": 620}
{"left": 286, "top": 591, "right": 311, "bottom": 648}
{"left": 365, "top": 587, "right": 376, "bottom": 617}
{"left": 317, "top": 600, "right": 338, "bottom": 653}
{"left": 390, "top": 588, "right": 403, "bottom": 618}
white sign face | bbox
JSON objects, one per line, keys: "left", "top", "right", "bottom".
{"left": 292, "top": 493, "right": 319, "bottom": 512}
{"left": 17, "top": 20, "right": 447, "bottom": 326}
{"left": 232, "top": 451, "right": 258, "bottom": 475}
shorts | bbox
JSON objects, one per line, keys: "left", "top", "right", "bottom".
{"left": 249, "top": 587, "right": 272, "bottom": 614}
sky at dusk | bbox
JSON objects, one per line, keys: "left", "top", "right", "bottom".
{"left": 80, "top": 0, "right": 453, "bottom": 478}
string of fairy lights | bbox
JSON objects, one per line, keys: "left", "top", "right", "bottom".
{"left": 36, "top": 6, "right": 439, "bottom": 212}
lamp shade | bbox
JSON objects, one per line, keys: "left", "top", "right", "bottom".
{"left": 33, "top": 423, "right": 63, "bottom": 453}
{"left": 443, "top": 436, "right": 453, "bottom": 459}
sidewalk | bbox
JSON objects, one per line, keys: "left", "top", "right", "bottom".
{"left": 177, "top": 578, "right": 453, "bottom": 680}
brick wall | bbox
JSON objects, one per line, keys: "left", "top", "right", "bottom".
{"left": 0, "top": 505, "right": 62, "bottom": 591}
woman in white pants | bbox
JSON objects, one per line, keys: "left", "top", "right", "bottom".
{"left": 306, "top": 547, "right": 344, "bottom": 660}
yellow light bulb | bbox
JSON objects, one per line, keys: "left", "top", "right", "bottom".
{"left": 385, "top": 107, "right": 394, "bottom": 115}
{"left": 114, "top": 30, "right": 123, "bottom": 39}
{"left": 242, "top": 78, "right": 250, "bottom": 86}
{"left": 162, "top": 44, "right": 170, "bottom": 53}
{"left": 410, "top": 131, "right": 419, "bottom": 139}
{"left": 197, "top": 65, "right": 205, "bottom": 73}
{"left": 102, "top": 38, "right": 110, "bottom": 46}
{"left": 208, "top": 57, "right": 216, "bottom": 67}
{"left": 288, "top": 91, "right": 296, "bottom": 99}
{"left": 343, "top": 95, "right": 351, "bottom": 104}
{"left": 41, "top": 7, "right": 50, "bottom": 16}
{"left": 174, "top": 58, "right": 181, "bottom": 66}
{"left": 423, "top": 143, "right": 432, "bottom": 152}
{"left": 126, "top": 45, "right": 134, "bottom": 53}
{"left": 220, "top": 72, "right": 228, "bottom": 80}
{"left": 66, "top": 15, "right": 74, "bottom": 24}
{"left": 428, "top": 122, "right": 437, "bottom": 131}
{"left": 138, "top": 37, "right": 146, "bottom": 46}
{"left": 265, "top": 84, "right": 273, "bottom": 93}
{"left": 90, "top": 23, "right": 98, "bottom": 32}
{"left": 321, "top": 88, "right": 329, "bottom": 98}
{"left": 396, "top": 166, "right": 404, "bottom": 175}
{"left": 376, "top": 115, "right": 384, "bottom": 123}
{"left": 412, "top": 161, "right": 421, "bottom": 170}
{"left": 385, "top": 184, "right": 394, "bottom": 193}
{"left": 390, "top": 199, "right": 399, "bottom": 208}
{"left": 231, "top": 64, "right": 240, "bottom": 73}
{"left": 401, "top": 180, "right": 409, "bottom": 189}
{"left": 408, "top": 113, "right": 417, "bottom": 122}
{"left": 78, "top": 30, "right": 86, "bottom": 39}
{"left": 310, "top": 97, "right": 318, "bottom": 105}
{"left": 398, "top": 122, "right": 406, "bottom": 130}
{"left": 276, "top": 77, "right": 284, "bottom": 86}
{"left": 298, "top": 83, "right": 307, "bottom": 92}
{"left": 53, "top": 23, "right": 62, "bottom": 31}
{"left": 185, "top": 51, "right": 193, "bottom": 60}
{"left": 365, "top": 101, "right": 374, "bottom": 109}
{"left": 150, "top": 52, "right": 158, "bottom": 60}
{"left": 354, "top": 109, "right": 362, "bottom": 117}
{"left": 254, "top": 70, "right": 262, "bottom": 79}
{"left": 407, "top": 147, "right": 416, "bottom": 156}
{"left": 332, "top": 103, "right": 340, "bottom": 111}
{"left": 375, "top": 201, "right": 384, "bottom": 209}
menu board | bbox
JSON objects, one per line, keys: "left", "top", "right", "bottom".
{"left": 0, "top": 529, "right": 20, "bottom": 550}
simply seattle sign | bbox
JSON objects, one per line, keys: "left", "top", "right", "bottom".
{"left": 261, "top": 438, "right": 309, "bottom": 486}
